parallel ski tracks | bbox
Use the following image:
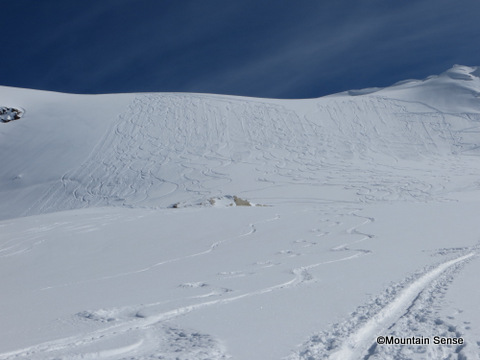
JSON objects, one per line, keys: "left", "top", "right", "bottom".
{"left": 291, "top": 250, "right": 477, "bottom": 360}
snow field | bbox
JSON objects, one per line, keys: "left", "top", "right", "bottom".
{"left": 1, "top": 65, "right": 480, "bottom": 359}
{"left": 2, "top": 201, "right": 480, "bottom": 359}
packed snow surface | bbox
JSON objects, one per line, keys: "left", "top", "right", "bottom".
{"left": 1, "top": 65, "right": 480, "bottom": 359}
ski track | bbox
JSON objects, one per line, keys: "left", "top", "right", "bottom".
{"left": 290, "top": 251, "right": 477, "bottom": 360}
{"left": 0, "top": 208, "right": 376, "bottom": 360}
{"left": 38, "top": 213, "right": 281, "bottom": 291}
{"left": 23, "top": 93, "right": 480, "bottom": 216}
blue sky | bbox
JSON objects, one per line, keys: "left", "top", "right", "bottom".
{"left": 1, "top": 0, "right": 480, "bottom": 98}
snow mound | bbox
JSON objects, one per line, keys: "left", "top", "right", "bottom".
{"left": 208, "top": 195, "right": 253, "bottom": 207}
{"left": 172, "top": 195, "right": 257, "bottom": 208}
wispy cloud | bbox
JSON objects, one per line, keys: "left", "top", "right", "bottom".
{"left": 1, "top": 0, "right": 479, "bottom": 97}
{"left": 185, "top": 0, "right": 480, "bottom": 97}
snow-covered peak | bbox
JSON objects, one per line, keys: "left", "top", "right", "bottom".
{"left": 371, "top": 65, "right": 480, "bottom": 113}
{"left": 340, "top": 65, "right": 480, "bottom": 113}
{"left": 443, "top": 64, "right": 480, "bottom": 80}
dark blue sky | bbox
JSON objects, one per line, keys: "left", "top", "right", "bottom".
{"left": 1, "top": 0, "right": 480, "bottom": 98}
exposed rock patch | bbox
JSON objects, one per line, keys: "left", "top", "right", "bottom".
{"left": 0, "top": 107, "right": 24, "bottom": 123}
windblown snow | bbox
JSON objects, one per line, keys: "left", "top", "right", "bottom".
{"left": 1, "top": 65, "right": 480, "bottom": 359}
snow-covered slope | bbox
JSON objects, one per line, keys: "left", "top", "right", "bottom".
{"left": 1, "top": 65, "right": 480, "bottom": 359}
{"left": 3, "top": 65, "right": 480, "bottom": 219}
